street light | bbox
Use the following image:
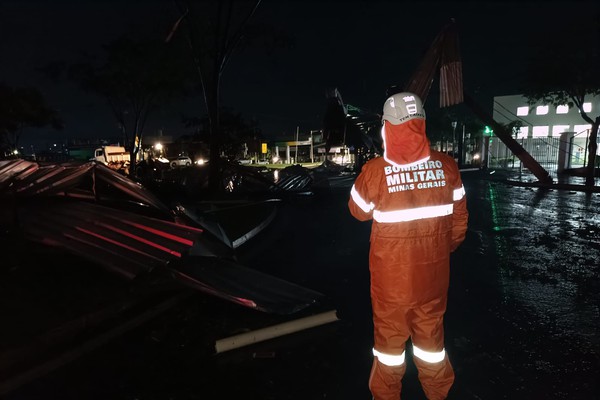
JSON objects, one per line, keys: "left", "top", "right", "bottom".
{"left": 153, "top": 142, "right": 163, "bottom": 158}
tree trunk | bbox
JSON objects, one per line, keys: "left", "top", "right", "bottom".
{"left": 127, "top": 132, "right": 138, "bottom": 177}
{"left": 585, "top": 119, "right": 599, "bottom": 187}
{"left": 206, "top": 81, "right": 221, "bottom": 193}
{"left": 129, "top": 148, "right": 136, "bottom": 176}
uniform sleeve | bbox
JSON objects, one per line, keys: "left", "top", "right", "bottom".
{"left": 348, "top": 164, "right": 376, "bottom": 221}
{"left": 450, "top": 168, "right": 468, "bottom": 252}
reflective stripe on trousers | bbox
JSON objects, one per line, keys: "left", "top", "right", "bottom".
{"left": 373, "top": 348, "right": 405, "bottom": 366}
{"left": 373, "top": 345, "right": 446, "bottom": 366}
{"left": 412, "top": 345, "right": 446, "bottom": 363}
{"left": 371, "top": 345, "right": 453, "bottom": 400}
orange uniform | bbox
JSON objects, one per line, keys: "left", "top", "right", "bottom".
{"left": 348, "top": 93, "right": 468, "bottom": 400}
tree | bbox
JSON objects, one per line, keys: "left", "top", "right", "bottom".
{"left": 522, "top": 14, "right": 600, "bottom": 186}
{"left": 182, "top": 106, "right": 262, "bottom": 160}
{"left": 69, "top": 26, "right": 193, "bottom": 175}
{"left": 0, "top": 83, "right": 63, "bottom": 156}
{"left": 170, "top": 0, "right": 294, "bottom": 192}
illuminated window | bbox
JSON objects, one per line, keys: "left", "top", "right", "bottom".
{"left": 552, "top": 125, "right": 570, "bottom": 136}
{"left": 536, "top": 105, "right": 549, "bottom": 115}
{"left": 583, "top": 103, "right": 592, "bottom": 112}
{"left": 516, "top": 126, "right": 529, "bottom": 139}
{"left": 532, "top": 126, "right": 549, "bottom": 137}
{"left": 556, "top": 105, "right": 569, "bottom": 114}
{"left": 516, "top": 106, "right": 529, "bottom": 116}
{"left": 574, "top": 124, "right": 592, "bottom": 135}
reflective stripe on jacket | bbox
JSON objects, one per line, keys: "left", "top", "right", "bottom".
{"left": 348, "top": 150, "right": 467, "bottom": 252}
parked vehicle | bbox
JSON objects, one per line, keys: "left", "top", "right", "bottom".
{"left": 93, "top": 146, "right": 130, "bottom": 172}
{"left": 171, "top": 156, "right": 192, "bottom": 168}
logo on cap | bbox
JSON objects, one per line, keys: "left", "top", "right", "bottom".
{"left": 403, "top": 95, "right": 419, "bottom": 115}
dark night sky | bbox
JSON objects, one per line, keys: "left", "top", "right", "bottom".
{"left": 1, "top": 0, "right": 593, "bottom": 149}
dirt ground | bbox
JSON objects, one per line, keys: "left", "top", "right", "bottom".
{"left": 1, "top": 170, "right": 599, "bottom": 399}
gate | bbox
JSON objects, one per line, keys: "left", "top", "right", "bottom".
{"left": 487, "top": 137, "right": 563, "bottom": 176}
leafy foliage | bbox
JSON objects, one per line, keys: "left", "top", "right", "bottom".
{"left": 171, "top": 0, "right": 293, "bottom": 191}
{"left": 522, "top": 16, "right": 600, "bottom": 109}
{"left": 0, "top": 83, "right": 63, "bottom": 155}
{"left": 182, "top": 107, "right": 262, "bottom": 160}
{"left": 521, "top": 13, "right": 600, "bottom": 185}
{"left": 68, "top": 26, "right": 195, "bottom": 171}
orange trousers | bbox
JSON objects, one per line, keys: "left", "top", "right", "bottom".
{"left": 368, "top": 299, "right": 454, "bottom": 400}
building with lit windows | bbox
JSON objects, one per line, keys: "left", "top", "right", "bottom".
{"left": 493, "top": 94, "right": 598, "bottom": 139}
{"left": 490, "top": 94, "right": 600, "bottom": 173}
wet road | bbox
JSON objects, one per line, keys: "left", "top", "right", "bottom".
{"left": 447, "top": 173, "right": 600, "bottom": 399}
{"left": 4, "top": 171, "right": 600, "bottom": 399}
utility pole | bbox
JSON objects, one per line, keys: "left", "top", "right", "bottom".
{"left": 310, "top": 130, "right": 314, "bottom": 163}
{"left": 295, "top": 126, "right": 299, "bottom": 164}
{"left": 461, "top": 123, "right": 465, "bottom": 166}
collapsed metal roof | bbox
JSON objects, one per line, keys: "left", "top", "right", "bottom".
{"left": 0, "top": 159, "right": 323, "bottom": 314}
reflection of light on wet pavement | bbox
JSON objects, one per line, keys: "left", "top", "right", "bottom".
{"left": 485, "top": 182, "right": 514, "bottom": 276}
{"left": 487, "top": 183, "right": 502, "bottom": 232}
{"left": 450, "top": 172, "right": 599, "bottom": 395}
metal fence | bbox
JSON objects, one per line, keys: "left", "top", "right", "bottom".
{"left": 487, "top": 127, "right": 597, "bottom": 175}
{"left": 487, "top": 137, "right": 564, "bottom": 176}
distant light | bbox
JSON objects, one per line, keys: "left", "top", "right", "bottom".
{"left": 272, "top": 156, "right": 280, "bottom": 163}
{"left": 196, "top": 159, "right": 205, "bottom": 165}
{"left": 532, "top": 125, "right": 549, "bottom": 137}
{"left": 583, "top": 102, "right": 592, "bottom": 113}
{"left": 473, "top": 153, "right": 480, "bottom": 160}
{"left": 574, "top": 124, "right": 592, "bottom": 135}
{"left": 536, "top": 105, "right": 549, "bottom": 115}
{"left": 552, "top": 125, "right": 570, "bottom": 136}
{"left": 13, "top": 149, "right": 19, "bottom": 155}
{"left": 516, "top": 106, "right": 529, "bottom": 116}
{"left": 154, "top": 143, "right": 163, "bottom": 151}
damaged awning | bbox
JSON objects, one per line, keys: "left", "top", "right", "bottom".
{"left": 0, "top": 159, "right": 323, "bottom": 314}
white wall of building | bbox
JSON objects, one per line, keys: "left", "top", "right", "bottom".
{"left": 493, "top": 94, "right": 599, "bottom": 138}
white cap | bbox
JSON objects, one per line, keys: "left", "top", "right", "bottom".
{"left": 382, "top": 92, "right": 426, "bottom": 125}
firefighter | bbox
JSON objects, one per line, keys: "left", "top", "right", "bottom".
{"left": 348, "top": 92, "right": 468, "bottom": 400}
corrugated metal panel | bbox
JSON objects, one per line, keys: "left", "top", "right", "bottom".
{"left": 404, "top": 21, "right": 463, "bottom": 108}
{"left": 0, "top": 159, "right": 324, "bottom": 314}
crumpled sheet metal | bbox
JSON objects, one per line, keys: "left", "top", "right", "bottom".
{"left": 174, "top": 257, "right": 323, "bottom": 315}
{"left": 0, "top": 159, "right": 171, "bottom": 215}
{"left": 18, "top": 200, "right": 202, "bottom": 279}
{"left": 0, "top": 159, "right": 323, "bottom": 314}
{"left": 275, "top": 164, "right": 313, "bottom": 192}
{"left": 177, "top": 199, "right": 281, "bottom": 249}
